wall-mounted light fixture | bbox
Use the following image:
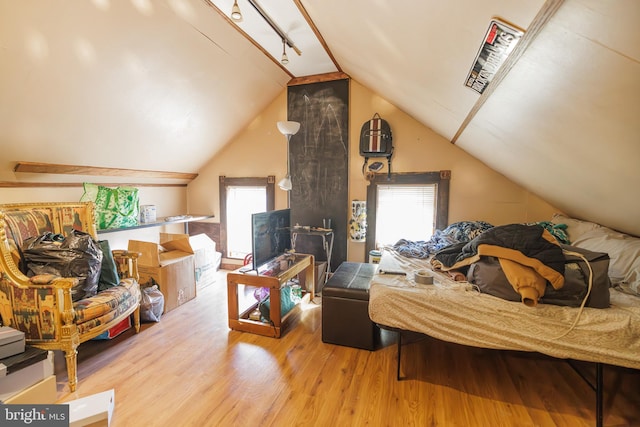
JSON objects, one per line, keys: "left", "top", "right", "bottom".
{"left": 277, "top": 120, "right": 301, "bottom": 191}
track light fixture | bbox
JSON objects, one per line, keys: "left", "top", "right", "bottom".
{"left": 247, "top": 0, "right": 301, "bottom": 61}
{"left": 228, "top": 0, "right": 301, "bottom": 66}
{"left": 231, "top": 0, "right": 242, "bottom": 22}
{"left": 281, "top": 39, "right": 289, "bottom": 65}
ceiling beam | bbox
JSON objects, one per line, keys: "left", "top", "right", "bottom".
{"left": 13, "top": 161, "right": 198, "bottom": 180}
{"left": 293, "top": 0, "right": 342, "bottom": 73}
{"left": 200, "top": 0, "right": 295, "bottom": 78}
{"left": 288, "top": 72, "right": 350, "bottom": 86}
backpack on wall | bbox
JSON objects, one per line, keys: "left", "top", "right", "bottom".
{"left": 360, "top": 113, "right": 393, "bottom": 179}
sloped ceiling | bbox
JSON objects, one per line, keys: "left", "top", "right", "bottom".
{"left": 0, "top": 0, "right": 289, "bottom": 177}
{"left": 457, "top": 1, "right": 640, "bottom": 236}
{"left": 1, "top": 0, "right": 639, "bottom": 236}
{"left": 302, "top": 0, "right": 640, "bottom": 236}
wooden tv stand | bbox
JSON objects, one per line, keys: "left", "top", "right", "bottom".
{"left": 227, "top": 254, "right": 315, "bottom": 338}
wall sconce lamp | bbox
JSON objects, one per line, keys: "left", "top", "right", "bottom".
{"left": 277, "top": 120, "right": 301, "bottom": 191}
{"left": 231, "top": 0, "right": 242, "bottom": 22}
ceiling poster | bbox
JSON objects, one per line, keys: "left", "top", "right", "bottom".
{"left": 465, "top": 19, "right": 524, "bottom": 94}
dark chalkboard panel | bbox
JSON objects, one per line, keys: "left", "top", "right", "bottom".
{"left": 287, "top": 79, "right": 349, "bottom": 272}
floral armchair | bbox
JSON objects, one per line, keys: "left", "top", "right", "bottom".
{"left": 0, "top": 202, "right": 141, "bottom": 392}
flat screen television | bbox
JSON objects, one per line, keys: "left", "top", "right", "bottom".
{"left": 251, "top": 208, "right": 291, "bottom": 271}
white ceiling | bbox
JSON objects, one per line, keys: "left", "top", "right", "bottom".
{"left": 1, "top": 0, "right": 639, "bottom": 236}
{"left": 302, "top": 0, "right": 546, "bottom": 140}
{"left": 0, "top": 0, "right": 290, "bottom": 179}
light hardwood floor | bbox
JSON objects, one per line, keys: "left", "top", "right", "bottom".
{"left": 53, "top": 270, "right": 640, "bottom": 426}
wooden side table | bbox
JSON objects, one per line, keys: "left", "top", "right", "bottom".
{"left": 227, "top": 254, "right": 315, "bottom": 338}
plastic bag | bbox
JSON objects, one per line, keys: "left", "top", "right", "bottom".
{"left": 141, "top": 283, "right": 164, "bottom": 322}
{"left": 23, "top": 230, "right": 103, "bottom": 302}
{"left": 258, "top": 285, "right": 295, "bottom": 323}
{"left": 80, "top": 183, "right": 140, "bottom": 230}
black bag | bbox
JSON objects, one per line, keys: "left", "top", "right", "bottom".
{"left": 97, "top": 240, "right": 120, "bottom": 291}
{"left": 557, "top": 245, "right": 610, "bottom": 308}
{"left": 466, "top": 245, "right": 611, "bottom": 308}
{"left": 360, "top": 113, "right": 393, "bottom": 179}
{"left": 23, "top": 230, "right": 103, "bottom": 302}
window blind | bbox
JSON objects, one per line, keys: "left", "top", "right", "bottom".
{"left": 376, "top": 184, "right": 436, "bottom": 247}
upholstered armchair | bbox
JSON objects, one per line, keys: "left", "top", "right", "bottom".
{"left": 0, "top": 202, "right": 141, "bottom": 392}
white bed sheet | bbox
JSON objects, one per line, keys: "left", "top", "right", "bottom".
{"left": 368, "top": 249, "right": 640, "bottom": 370}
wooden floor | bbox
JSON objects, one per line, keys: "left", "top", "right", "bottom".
{"left": 53, "top": 270, "right": 640, "bottom": 427}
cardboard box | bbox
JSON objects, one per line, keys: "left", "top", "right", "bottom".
{"left": 128, "top": 238, "right": 196, "bottom": 313}
{"left": 4, "top": 375, "right": 57, "bottom": 404}
{"left": 160, "top": 233, "right": 219, "bottom": 289}
{"left": 0, "top": 326, "right": 25, "bottom": 359}
{"left": 0, "top": 346, "right": 48, "bottom": 377}
{"left": 139, "top": 204, "right": 157, "bottom": 223}
{"left": 0, "top": 350, "right": 54, "bottom": 402}
{"left": 188, "top": 234, "right": 219, "bottom": 289}
{"left": 68, "top": 389, "right": 115, "bottom": 427}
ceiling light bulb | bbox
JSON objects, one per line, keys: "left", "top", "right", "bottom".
{"left": 231, "top": 0, "right": 242, "bottom": 21}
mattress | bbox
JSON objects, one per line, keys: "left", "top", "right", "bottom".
{"left": 368, "top": 249, "right": 640, "bottom": 370}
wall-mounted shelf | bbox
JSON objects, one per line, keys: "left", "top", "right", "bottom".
{"left": 97, "top": 214, "right": 214, "bottom": 234}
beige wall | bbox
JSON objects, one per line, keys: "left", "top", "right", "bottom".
{"left": 187, "top": 91, "right": 290, "bottom": 218}
{"left": 189, "top": 79, "right": 559, "bottom": 263}
{"left": 0, "top": 76, "right": 558, "bottom": 258}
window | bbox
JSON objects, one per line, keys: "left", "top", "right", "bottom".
{"left": 226, "top": 186, "right": 266, "bottom": 258}
{"left": 366, "top": 171, "right": 450, "bottom": 254}
{"left": 375, "top": 184, "right": 436, "bottom": 246}
{"left": 219, "top": 176, "right": 275, "bottom": 259}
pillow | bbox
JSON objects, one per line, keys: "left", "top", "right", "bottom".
{"left": 571, "top": 228, "right": 640, "bottom": 296}
{"left": 551, "top": 213, "right": 601, "bottom": 244}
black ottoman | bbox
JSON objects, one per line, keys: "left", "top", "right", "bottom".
{"left": 322, "top": 262, "right": 380, "bottom": 350}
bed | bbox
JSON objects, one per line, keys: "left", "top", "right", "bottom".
{"left": 368, "top": 214, "right": 640, "bottom": 426}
